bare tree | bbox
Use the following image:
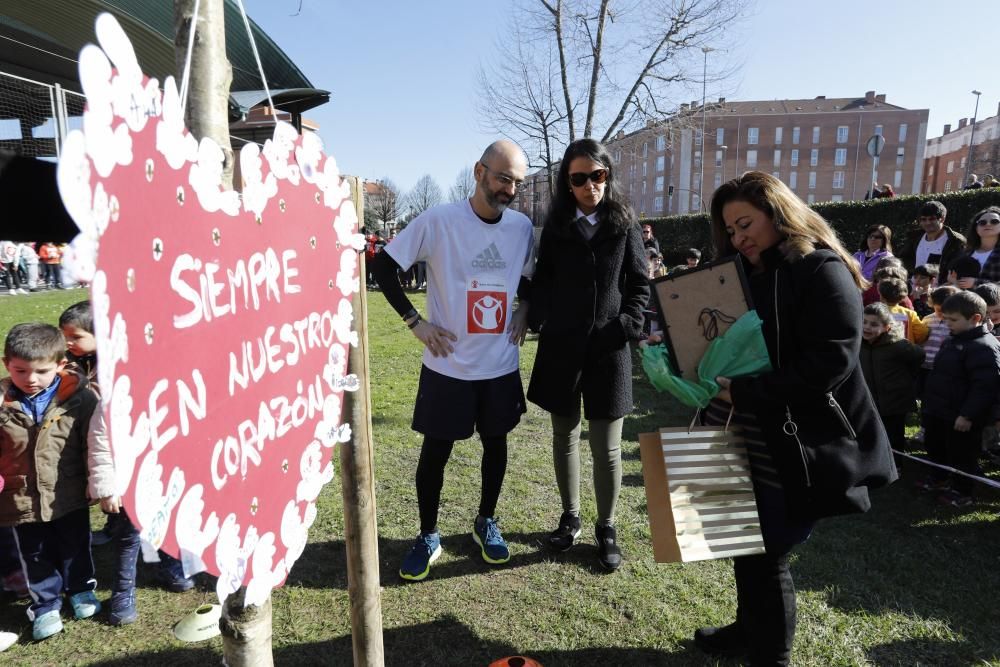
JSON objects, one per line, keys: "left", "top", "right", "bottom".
{"left": 448, "top": 166, "right": 476, "bottom": 203}
{"left": 367, "top": 178, "right": 402, "bottom": 232}
{"left": 406, "top": 174, "right": 443, "bottom": 216}
{"left": 477, "top": 27, "right": 568, "bottom": 197}
{"left": 479, "top": 0, "right": 749, "bottom": 149}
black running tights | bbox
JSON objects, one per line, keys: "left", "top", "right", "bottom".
{"left": 415, "top": 434, "right": 508, "bottom": 534}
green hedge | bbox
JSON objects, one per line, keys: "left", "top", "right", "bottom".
{"left": 646, "top": 188, "right": 1000, "bottom": 266}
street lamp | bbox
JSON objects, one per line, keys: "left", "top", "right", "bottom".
{"left": 698, "top": 46, "right": 715, "bottom": 212}
{"left": 964, "top": 89, "right": 983, "bottom": 187}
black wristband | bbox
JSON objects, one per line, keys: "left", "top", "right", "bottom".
{"left": 407, "top": 314, "right": 422, "bottom": 329}
{"left": 402, "top": 307, "right": 418, "bottom": 322}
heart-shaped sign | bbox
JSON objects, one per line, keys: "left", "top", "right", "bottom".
{"left": 57, "top": 14, "right": 364, "bottom": 606}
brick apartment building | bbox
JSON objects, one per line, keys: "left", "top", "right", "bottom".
{"left": 923, "top": 101, "right": 1000, "bottom": 193}
{"left": 512, "top": 91, "right": 929, "bottom": 222}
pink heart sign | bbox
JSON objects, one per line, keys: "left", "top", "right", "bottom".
{"left": 57, "top": 14, "right": 363, "bottom": 606}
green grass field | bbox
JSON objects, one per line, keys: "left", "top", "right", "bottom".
{"left": 0, "top": 289, "right": 998, "bottom": 666}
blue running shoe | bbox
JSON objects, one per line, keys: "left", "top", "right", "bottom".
{"left": 472, "top": 516, "right": 510, "bottom": 565}
{"left": 399, "top": 531, "right": 442, "bottom": 582}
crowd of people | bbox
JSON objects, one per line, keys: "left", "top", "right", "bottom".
{"left": 964, "top": 173, "right": 1000, "bottom": 190}
{"left": 0, "top": 131, "right": 995, "bottom": 664}
{"left": 0, "top": 241, "right": 68, "bottom": 294}
{"left": 853, "top": 201, "right": 1000, "bottom": 508}
{"left": 365, "top": 230, "right": 428, "bottom": 290}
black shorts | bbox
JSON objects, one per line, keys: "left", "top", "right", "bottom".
{"left": 411, "top": 365, "right": 526, "bottom": 441}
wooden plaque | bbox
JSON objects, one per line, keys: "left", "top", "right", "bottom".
{"left": 639, "top": 427, "right": 765, "bottom": 563}
{"left": 652, "top": 257, "right": 753, "bottom": 380}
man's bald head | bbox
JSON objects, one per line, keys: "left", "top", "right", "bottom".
{"left": 471, "top": 139, "right": 529, "bottom": 217}
{"left": 480, "top": 140, "right": 528, "bottom": 171}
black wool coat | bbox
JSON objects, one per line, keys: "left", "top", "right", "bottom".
{"left": 729, "top": 245, "right": 898, "bottom": 520}
{"left": 527, "top": 213, "right": 650, "bottom": 420}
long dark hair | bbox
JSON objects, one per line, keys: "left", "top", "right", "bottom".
{"left": 545, "top": 138, "right": 634, "bottom": 232}
{"left": 964, "top": 205, "right": 1000, "bottom": 250}
{"left": 709, "top": 171, "right": 867, "bottom": 289}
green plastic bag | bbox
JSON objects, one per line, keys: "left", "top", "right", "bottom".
{"left": 641, "top": 310, "right": 772, "bottom": 409}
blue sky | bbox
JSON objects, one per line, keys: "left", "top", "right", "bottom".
{"left": 246, "top": 0, "right": 997, "bottom": 195}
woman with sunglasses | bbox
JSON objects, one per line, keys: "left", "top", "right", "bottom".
{"left": 958, "top": 206, "right": 1000, "bottom": 284}
{"left": 852, "top": 224, "right": 894, "bottom": 281}
{"left": 527, "top": 138, "right": 649, "bottom": 571}
{"left": 697, "top": 172, "right": 896, "bottom": 665}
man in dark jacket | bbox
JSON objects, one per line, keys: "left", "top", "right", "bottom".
{"left": 641, "top": 223, "right": 660, "bottom": 254}
{"left": 921, "top": 291, "right": 1000, "bottom": 506}
{"left": 899, "top": 200, "right": 966, "bottom": 274}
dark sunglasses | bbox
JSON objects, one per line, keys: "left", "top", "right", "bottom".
{"left": 977, "top": 218, "right": 1000, "bottom": 226}
{"left": 569, "top": 169, "right": 609, "bottom": 187}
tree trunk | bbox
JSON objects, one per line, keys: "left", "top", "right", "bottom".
{"left": 541, "top": 0, "right": 574, "bottom": 142}
{"left": 219, "top": 588, "right": 274, "bottom": 667}
{"left": 583, "top": 0, "right": 611, "bottom": 139}
{"left": 174, "top": 0, "right": 234, "bottom": 188}
{"left": 173, "top": 3, "right": 269, "bottom": 664}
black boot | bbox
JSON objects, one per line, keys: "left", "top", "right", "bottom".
{"left": 547, "top": 512, "right": 581, "bottom": 552}
{"left": 734, "top": 553, "right": 796, "bottom": 666}
{"left": 595, "top": 522, "right": 622, "bottom": 571}
{"left": 693, "top": 622, "right": 748, "bottom": 657}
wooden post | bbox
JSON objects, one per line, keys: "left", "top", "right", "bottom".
{"left": 173, "top": 2, "right": 271, "bottom": 664}
{"left": 341, "top": 177, "right": 385, "bottom": 666}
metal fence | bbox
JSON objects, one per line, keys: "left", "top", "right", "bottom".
{"left": 0, "top": 70, "right": 85, "bottom": 160}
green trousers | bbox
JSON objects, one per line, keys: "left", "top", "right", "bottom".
{"left": 551, "top": 411, "right": 623, "bottom": 524}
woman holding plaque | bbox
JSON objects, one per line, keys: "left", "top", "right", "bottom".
{"left": 527, "top": 138, "right": 649, "bottom": 571}
{"left": 695, "top": 172, "right": 896, "bottom": 666}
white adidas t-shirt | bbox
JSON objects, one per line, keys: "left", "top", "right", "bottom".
{"left": 385, "top": 199, "right": 536, "bottom": 380}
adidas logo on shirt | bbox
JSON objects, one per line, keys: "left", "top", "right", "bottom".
{"left": 472, "top": 242, "right": 506, "bottom": 269}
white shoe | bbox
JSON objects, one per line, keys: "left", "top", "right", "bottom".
{"left": 16, "top": 288, "right": 27, "bottom": 295}
{"left": 0, "top": 630, "right": 16, "bottom": 651}
{"left": 7, "top": 289, "right": 15, "bottom": 296}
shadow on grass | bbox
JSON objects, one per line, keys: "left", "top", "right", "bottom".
{"left": 622, "top": 472, "right": 645, "bottom": 487}
{"left": 285, "top": 530, "right": 637, "bottom": 591}
{"left": 86, "top": 614, "right": 719, "bottom": 666}
{"left": 790, "top": 460, "right": 1000, "bottom": 664}
{"left": 866, "top": 637, "right": 987, "bottom": 667}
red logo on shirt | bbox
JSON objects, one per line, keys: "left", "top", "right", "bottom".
{"left": 467, "top": 291, "right": 507, "bottom": 334}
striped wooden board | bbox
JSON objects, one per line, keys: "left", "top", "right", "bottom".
{"left": 639, "top": 427, "right": 766, "bottom": 563}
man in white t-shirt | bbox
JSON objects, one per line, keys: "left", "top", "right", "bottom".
{"left": 901, "top": 200, "right": 966, "bottom": 274}
{"left": 370, "top": 139, "right": 535, "bottom": 582}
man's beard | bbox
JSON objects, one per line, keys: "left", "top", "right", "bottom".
{"left": 483, "top": 186, "right": 513, "bottom": 213}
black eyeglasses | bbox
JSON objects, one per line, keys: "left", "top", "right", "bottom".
{"left": 977, "top": 218, "right": 1000, "bottom": 226}
{"left": 569, "top": 169, "right": 609, "bottom": 187}
{"left": 480, "top": 163, "right": 524, "bottom": 190}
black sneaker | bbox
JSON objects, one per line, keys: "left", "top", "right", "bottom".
{"left": 547, "top": 512, "right": 581, "bottom": 552}
{"left": 694, "top": 623, "right": 748, "bottom": 657}
{"left": 595, "top": 522, "right": 622, "bottom": 571}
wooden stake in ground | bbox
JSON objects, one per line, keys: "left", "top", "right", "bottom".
{"left": 173, "top": 1, "right": 272, "bottom": 664}
{"left": 340, "top": 177, "right": 385, "bottom": 666}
